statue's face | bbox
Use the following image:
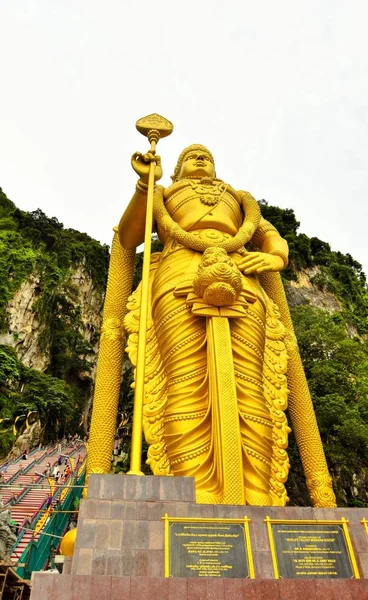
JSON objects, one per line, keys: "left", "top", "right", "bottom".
{"left": 178, "top": 150, "right": 215, "bottom": 179}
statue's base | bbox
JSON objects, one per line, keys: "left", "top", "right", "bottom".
{"left": 31, "top": 475, "right": 368, "bottom": 599}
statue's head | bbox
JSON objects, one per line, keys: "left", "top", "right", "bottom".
{"left": 172, "top": 144, "right": 215, "bottom": 182}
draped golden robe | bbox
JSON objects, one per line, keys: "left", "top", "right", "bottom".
{"left": 124, "top": 180, "right": 290, "bottom": 506}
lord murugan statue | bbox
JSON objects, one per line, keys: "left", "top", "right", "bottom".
{"left": 87, "top": 114, "right": 336, "bottom": 508}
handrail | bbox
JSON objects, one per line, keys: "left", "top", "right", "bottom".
{"left": 35, "top": 450, "right": 47, "bottom": 463}
{"left": 0, "top": 459, "right": 37, "bottom": 502}
{"left": 29, "top": 446, "right": 42, "bottom": 456}
{"left": 4, "top": 450, "right": 62, "bottom": 504}
{"left": 0, "top": 444, "right": 52, "bottom": 471}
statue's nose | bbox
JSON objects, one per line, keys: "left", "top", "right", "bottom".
{"left": 196, "top": 154, "right": 204, "bottom": 161}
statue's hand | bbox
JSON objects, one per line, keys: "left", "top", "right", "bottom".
{"left": 131, "top": 151, "right": 163, "bottom": 184}
{"left": 238, "top": 252, "right": 284, "bottom": 274}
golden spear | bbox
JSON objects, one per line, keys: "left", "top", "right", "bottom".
{"left": 127, "top": 113, "right": 173, "bottom": 475}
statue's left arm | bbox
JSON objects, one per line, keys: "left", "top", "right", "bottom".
{"left": 237, "top": 214, "right": 289, "bottom": 274}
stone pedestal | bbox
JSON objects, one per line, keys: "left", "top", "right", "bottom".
{"left": 30, "top": 475, "right": 368, "bottom": 599}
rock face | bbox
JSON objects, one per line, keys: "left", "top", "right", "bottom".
{"left": 0, "top": 266, "right": 104, "bottom": 372}
{"left": 0, "top": 274, "right": 47, "bottom": 370}
{"left": 69, "top": 265, "right": 105, "bottom": 423}
{"left": 69, "top": 264, "right": 103, "bottom": 363}
{"left": 0, "top": 264, "right": 104, "bottom": 431}
{"left": 284, "top": 267, "right": 342, "bottom": 312}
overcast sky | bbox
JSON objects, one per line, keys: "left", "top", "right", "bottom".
{"left": 1, "top": 0, "right": 367, "bottom": 275}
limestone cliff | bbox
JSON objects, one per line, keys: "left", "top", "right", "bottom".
{"left": 0, "top": 274, "right": 47, "bottom": 370}
{"left": 0, "top": 188, "right": 109, "bottom": 451}
{"left": 0, "top": 266, "right": 104, "bottom": 377}
{"left": 285, "top": 267, "right": 342, "bottom": 313}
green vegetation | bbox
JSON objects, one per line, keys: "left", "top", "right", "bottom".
{"left": 0, "top": 345, "right": 85, "bottom": 451}
{"left": 286, "top": 307, "right": 368, "bottom": 506}
{"left": 0, "top": 188, "right": 108, "bottom": 330}
{"left": 0, "top": 188, "right": 109, "bottom": 452}
{"left": 258, "top": 202, "right": 368, "bottom": 504}
{"left": 260, "top": 201, "right": 368, "bottom": 335}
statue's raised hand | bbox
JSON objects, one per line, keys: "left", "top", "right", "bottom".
{"left": 238, "top": 252, "right": 284, "bottom": 274}
{"left": 131, "top": 151, "right": 163, "bottom": 185}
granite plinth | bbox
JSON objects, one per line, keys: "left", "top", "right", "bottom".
{"left": 30, "top": 475, "right": 368, "bottom": 599}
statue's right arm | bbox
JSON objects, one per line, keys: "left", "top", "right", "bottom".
{"left": 118, "top": 186, "right": 148, "bottom": 249}
{"left": 118, "top": 151, "right": 163, "bottom": 250}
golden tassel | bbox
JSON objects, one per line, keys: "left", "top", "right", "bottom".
{"left": 259, "top": 272, "right": 336, "bottom": 507}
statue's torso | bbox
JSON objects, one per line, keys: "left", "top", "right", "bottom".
{"left": 160, "top": 179, "right": 243, "bottom": 239}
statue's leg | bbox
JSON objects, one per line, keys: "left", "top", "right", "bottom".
{"left": 154, "top": 269, "right": 232, "bottom": 500}
{"left": 154, "top": 289, "right": 211, "bottom": 473}
{"left": 231, "top": 299, "right": 274, "bottom": 505}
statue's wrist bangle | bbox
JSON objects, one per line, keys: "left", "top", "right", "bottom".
{"left": 136, "top": 179, "right": 149, "bottom": 194}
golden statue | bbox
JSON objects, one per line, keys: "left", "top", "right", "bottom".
{"left": 87, "top": 115, "right": 336, "bottom": 508}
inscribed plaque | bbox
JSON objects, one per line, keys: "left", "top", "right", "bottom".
{"left": 163, "top": 516, "right": 254, "bottom": 578}
{"left": 265, "top": 518, "right": 359, "bottom": 579}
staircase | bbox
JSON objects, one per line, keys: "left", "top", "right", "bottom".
{"left": 10, "top": 446, "right": 87, "bottom": 561}
{"left": 0, "top": 442, "right": 87, "bottom": 565}
{"left": 0, "top": 448, "right": 46, "bottom": 504}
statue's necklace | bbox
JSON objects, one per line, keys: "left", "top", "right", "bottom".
{"left": 188, "top": 177, "right": 228, "bottom": 206}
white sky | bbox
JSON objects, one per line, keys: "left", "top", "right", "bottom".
{"left": 1, "top": 0, "right": 367, "bottom": 275}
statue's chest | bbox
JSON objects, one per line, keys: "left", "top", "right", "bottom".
{"left": 160, "top": 180, "right": 242, "bottom": 239}
{"left": 187, "top": 180, "right": 228, "bottom": 206}
{"left": 164, "top": 181, "right": 239, "bottom": 215}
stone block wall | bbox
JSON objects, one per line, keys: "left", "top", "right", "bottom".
{"left": 72, "top": 475, "right": 196, "bottom": 578}
{"left": 71, "top": 475, "right": 368, "bottom": 580}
